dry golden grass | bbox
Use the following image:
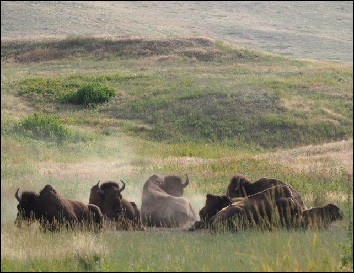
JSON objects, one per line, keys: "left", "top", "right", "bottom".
{"left": 2, "top": 2, "right": 352, "bottom": 63}
{"left": 1, "top": 225, "right": 108, "bottom": 261}
{"left": 258, "top": 138, "right": 353, "bottom": 176}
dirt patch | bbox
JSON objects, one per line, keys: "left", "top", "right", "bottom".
{"left": 38, "top": 161, "right": 141, "bottom": 181}
{"left": 163, "top": 156, "right": 213, "bottom": 167}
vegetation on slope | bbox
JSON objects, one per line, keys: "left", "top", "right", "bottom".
{"left": 2, "top": 36, "right": 352, "bottom": 149}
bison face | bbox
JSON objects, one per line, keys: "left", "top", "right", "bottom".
{"left": 161, "top": 174, "right": 190, "bottom": 197}
{"left": 15, "top": 189, "right": 40, "bottom": 224}
{"left": 102, "top": 188, "right": 124, "bottom": 219}
{"left": 327, "top": 204, "right": 343, "bottom": 221}
{"left": 89, "top": 180, "right": 126, "bottom": 220}
{"left": 89, "top": 181, "right": 103, "bottom": 208}
{"left": 199, "top": 194, "right": 232, "bottom": 222}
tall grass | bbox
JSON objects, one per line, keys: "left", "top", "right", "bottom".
{"left": 1, "top": 224, "right": 351, "bottom": 272}
{"left": 1, "top": 128, "right": 352, "bottom": 271}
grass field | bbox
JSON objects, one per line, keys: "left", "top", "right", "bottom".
{"left": 1, "top": 2, "right": 353, "bottom": 272}
{"left": 1, "top": 1, "right": 353, "bottom": 63}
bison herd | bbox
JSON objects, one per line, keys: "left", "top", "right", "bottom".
{"left": 14, "top": 173, "right": 343, "bottom": 233}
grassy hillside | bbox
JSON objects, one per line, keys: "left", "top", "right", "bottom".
{"left": 2, "top": 36, "right": 352, "bottom": 150}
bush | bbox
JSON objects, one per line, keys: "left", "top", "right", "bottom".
{"left": 16, "top": 113, "right": 71, "bottom": 143}
{"left": 62, "top": 84, "right": 116, "bottom": 106}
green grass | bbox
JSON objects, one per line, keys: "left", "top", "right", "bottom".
{"left": 1, "top": 36, "right": 353, "bottom": 272}
{"left": 2, "top": 37, "right": 352, "bottom": 149}
{"left": 0, "top": 225, "right": 352, "bottom": 272}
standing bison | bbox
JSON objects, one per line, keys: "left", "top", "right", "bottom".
{"left": 141, "top": 174, "right": 198, "bottom": 228}
{"left": 226, "top": 174, "right": 307, "bottom": 210}
{"left": 15, "top": 184, "right": 104, "bottom": 232}
{"left": 89, "top": 180, "right": 145, "bottom": 231}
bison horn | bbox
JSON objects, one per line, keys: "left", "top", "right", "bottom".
{"left": 235, "top": 179, "right": 241, "bottom": 192}
{"left": 15, "top": 188, "right": 21, "bottom": 202}
{"left": 119, "top": 180, "right": 126, "bottom": 193}
{"left": 96, "top": 181, "right": 104, "bottom": 195}
{"left": 183, "top": 174, "right": 190, "bottom": 188}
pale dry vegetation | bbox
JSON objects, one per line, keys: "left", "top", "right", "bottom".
{"left": 1, "top": 226, "right": 108, "bottom": 261}
{"left": 259, "top": 139, "right": 353, "bottom": 176}
{"left": 1, "top": 2, "right": 352, "bottom": 63}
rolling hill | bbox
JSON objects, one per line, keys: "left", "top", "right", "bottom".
{"left": 1, "top": 1, "right": 353, "bottom": 63}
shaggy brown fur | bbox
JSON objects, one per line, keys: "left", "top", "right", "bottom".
{"left": 15, "top": 184, "right": 104, "bottom": 232}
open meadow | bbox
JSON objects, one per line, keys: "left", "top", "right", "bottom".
{"left": 1, "top": 2, "right": 353, "bottom": 272}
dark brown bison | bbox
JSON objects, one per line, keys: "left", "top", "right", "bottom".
{"left": 190, "top": 185, "right": 302, "bottom": 232}
{"left": 189, "top": 194, "right": 232, "bottom": 231}
{"left": 141, "top": 174, "right": 198, "bottom": 228}
{"left": 226, "top": 174, "right": 307, "bottom": 210}
{"left": 301, "top": 203, "right": 343, "bottom": 229}
{"left": 211, "top": 185, "right": 303, "bottom": 232}
{"left": 15, "top": 184, "right": 104, "bottom": 232}
{"left": 89, "top": 180, "right": 145, "bottom": 231}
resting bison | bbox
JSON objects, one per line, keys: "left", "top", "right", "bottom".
{"left": 15, "top": 184, "right": 104, "bottom": 232}
{"left": 189, "top": 193, "right": 232, "bottom": 231}
{"left": 89, "top": 180, "right": 145, "bottom": 231}
{"left": 226, "top": 174, "right": 307, "bottom": 210}
{"left": 141, "top": 174, "right": 198, "bottom": 228}
{"left": 190, "top": 185, "right": 302, "bottom": 232}
{"left": 301, "top": 203, "right": 343, "bottom": 229}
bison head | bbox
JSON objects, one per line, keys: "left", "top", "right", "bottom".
{"left": 89, "top": 181, "right": 103, "bottom": 207}
{"left": 199, "top": 193, "right": 232, "bottom": 222}
{"left": 326, "top": 204, "right": 343, "bottom": 221}
{"left": 15, "top": 188, "right": 41, "bottom": 224}
{"left": 226, "top": 174, "right": 252, "bottom": 198}
{"left": 89, "top": 180, "right": 126, "bottom": 219}
{"left": 15, "top": 185, "right": 64, "bottom": 226}
{"left": 160, "top": 174, "right": 190, "bottom": 197}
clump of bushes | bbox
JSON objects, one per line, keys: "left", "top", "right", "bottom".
{"left": 16, "top": 112, "right": 71, "bottom": 143}
{"left": 62, "top": 84, "right": 116, "bottom": 107}
{"left": 18, "top": 77, "right": 71, "bottom": 103}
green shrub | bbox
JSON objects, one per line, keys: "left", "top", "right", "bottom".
{"left": 62, "top": 84, "right": 116, "bottom": 106}
{"left": 18, "top": 77, "right": 70, "bottom": 103}
{"left": 16, "top": 113, "right": 71, "bottom": 143}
